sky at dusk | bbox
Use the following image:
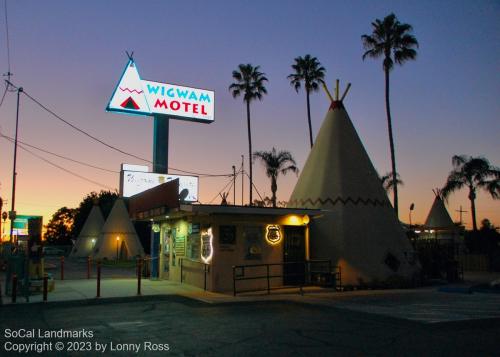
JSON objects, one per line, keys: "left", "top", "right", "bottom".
{"left": 0, "top": 0, "right": 498, "bottom": 233}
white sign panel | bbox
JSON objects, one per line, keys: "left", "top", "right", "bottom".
{"left": 107, "top": 60, "right": 214, "bottom": 123}
{"left": 121, "top": 163, "right": 149, "bottom": 172}
{"left": 121, "top": 171, "right": 198, "bottom": 202}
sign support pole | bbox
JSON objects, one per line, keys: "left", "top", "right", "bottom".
{"left": 153, "top": 115, "right": 169, "bottom": 174}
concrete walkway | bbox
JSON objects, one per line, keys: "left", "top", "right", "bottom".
{"left": 0, "top": 278, "right": 224, "bottom": 305}
{"left": 2, "top": 271, "right": 500, "bottom": 325}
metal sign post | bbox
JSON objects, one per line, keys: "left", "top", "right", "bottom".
{"left": 153, "top": 116, "right": 169, "bottom": 174}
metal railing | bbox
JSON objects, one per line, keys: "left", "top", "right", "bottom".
{"left": 180, "top": 258, "right": 210, "bottom": 291}
{"left": 232, "top": 260, "right": 341, "bottom": 296}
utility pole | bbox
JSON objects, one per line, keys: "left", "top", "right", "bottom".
{"left": 456, "top": 206, "right": 467, "bottom": 226}
{"left": 232, "top": 165, "right": 236, "bottom": 206}
{"left": 241, "top": 155, "right": 244, "bottom": 205}
{"left": 9, "top": 86, "right": 22, "bottom": 243}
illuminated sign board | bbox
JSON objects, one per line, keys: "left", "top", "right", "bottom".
{"left": 13, "top": 215, "right": 43, "bottom": 236}
{"left": 265, "top": 225, "right": 282, "bottom": 245}
{"left": 107, "top": 60, "right": 214, "bottom": 123}
{"left": 121, "top": 170, "right": 198, "bottom": 202}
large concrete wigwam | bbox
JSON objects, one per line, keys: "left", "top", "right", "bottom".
{"left": 288, "top": 85, "right": 419, "bottom": 285}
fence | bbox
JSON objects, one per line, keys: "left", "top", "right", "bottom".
{"left": 180, "top": 258, "right": 209, "bottom": 291}
{"left": 458, "top": 254, "right": 489, "bottom": 271}
{"left": 232, "top": 260, "right": 341, "bottom": 296}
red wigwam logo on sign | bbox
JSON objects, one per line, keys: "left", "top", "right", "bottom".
{"left": 120, "top": 97, "right": 140, "bottom": 110}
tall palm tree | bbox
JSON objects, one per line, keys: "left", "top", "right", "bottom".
{"left": 253, "top": 148, "right": 298, "bottom": 208}
{"left": 441, "top": 155, "right": 500, "bottom": 231}
{"left": 287, "top": 55, "right": 326, "bottom": 148}
{"left": 362, "top": 13, "right": 418, "bottom": 218}
{"left": 229, "top": 64, "right": 268, "bottom": 205}
{"left": 380, "top": 171, "right": 404, "bottom": 194}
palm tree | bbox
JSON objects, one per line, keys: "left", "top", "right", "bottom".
{"left": 253, "top": 148, "right": 298, "bottom": 208}
{"left": 441, "top": 155, "right": 500, "bottom": 231}
{"left": 362, "top": 13, "right": 418, "bottom": 218}
{"left": 287, "top": 55, "right": 326, "bottom": 148}
{"left": 229, "top": 64, "right": 268, "bottom": 205}
{"left": 380, "top": 171, "right": 404, "bottom": 194}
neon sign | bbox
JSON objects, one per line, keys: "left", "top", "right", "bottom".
{"left": 265, "top": 225, "right": 282, "bottom": 245}
{"left": 201, "top": 227, "right": 213, "bottom": 263}
{"left": 107, "top": 60, "right": 214, "bottom": 123}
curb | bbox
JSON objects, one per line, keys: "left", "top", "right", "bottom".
{"left": 0, "top": 294, "right": 204, "bottom": 309}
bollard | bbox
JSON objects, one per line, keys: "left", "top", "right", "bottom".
{"left": 137, "top": 258, "right": 142, "bottom": 296}
{"left": 12, "top": 274, "right": 18, "bottom": 303}
{"left": 60, "top": 256, "right": 64, "bottom": 280}
{"left": 43, "top": 274, "right": 48, "bottom": 302}
{"left": 87, "top": 256, "right": 91, "bottom": 279}
{"left": 96, "top": 260, "right": 101, "bottom": 298}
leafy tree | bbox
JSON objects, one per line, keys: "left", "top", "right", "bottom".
{"left": 253, "top": 196, "right": 273, "bottom": 207}
{"left": 380, "top": 171, "right": 404, "bottom": 194}
{"left": 287, "top": 54, "right": 326, "bottom": 148}
{"left": 72, "top": 190, "right": 118, "bottom": 237}
{"left": 362, "top": 13, "right": 418, "bottom": 218}
{"left": 442, "top": 155, "right": 500, "bottom": 231}
{"left": 253, "top": 148, "right": 298, "bottom": 208}
{"left": 229, "top": 64, "right": 268, "bottom": 205}
{"left": 45, "top": 207, "right": 76, "bottom": 245}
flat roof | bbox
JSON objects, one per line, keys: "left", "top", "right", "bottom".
{"left": 178, "top": 204, "right": 321, "bottom": 216}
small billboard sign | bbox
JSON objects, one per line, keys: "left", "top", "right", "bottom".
{"left": 120, "top": 170, "right": 198, "bottom": 202}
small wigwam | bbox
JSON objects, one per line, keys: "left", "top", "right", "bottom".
{"left": 421, "top": 189, "right": 461, "bottom": 243}
{"left": 93, "top": 198, "right": 145, "bottom": 260}
{"left": 288, "top": 80, "right": 419, "bottom": 286}
{"left": 70, "top": 202, "right": 104, "bottom": 258}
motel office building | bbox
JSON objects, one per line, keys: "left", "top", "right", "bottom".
{"left": 128, "top": 181, "right": 321, "bottom": 293}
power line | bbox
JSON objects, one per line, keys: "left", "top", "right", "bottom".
{"left": 0, "top": 82, "right": 7, "bottom": 107}
{"left": 243, "top": 171, "right": 265, "bottom": 202}
{"left": 22, "top": 90, "right": 235, "bottom": 177}
{"left": 3, "top": 136, "right": 115, "bottom": 190}
{"left": 0, "top": 132, "right": 118, "bottom": 173}
{"left": 22, "top": 90, "right": 151, "bottom": 163}
{"left": 208, "top": 177, "right": 235, "bottom": 204}
{"left": 3, "top": 0, "right": 12, "bottom": 81}
{"left": 5, "top": 80, "right": 236, "bottom": 177}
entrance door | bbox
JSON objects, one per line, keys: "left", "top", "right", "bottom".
{"left": 283, "top": 226, "right": 306, "bottom": 285}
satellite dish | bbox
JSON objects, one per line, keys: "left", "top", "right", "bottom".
{"left": 179, "top": 189, "right": 189, "bottom": 203}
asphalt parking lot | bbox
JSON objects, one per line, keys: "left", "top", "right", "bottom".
{"left": 1, "top": 296, "right": 499, "bottom": 356}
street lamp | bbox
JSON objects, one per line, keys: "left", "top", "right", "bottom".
{"left": 409, "top": 203, "right": 415, "bottom": 228}
{"left": 116, "top": 236, "right": 120, "bottom": 261}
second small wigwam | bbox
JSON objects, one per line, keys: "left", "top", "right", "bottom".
{"left": 288, "top": 81, "right": 419, "bottom": 286}
{"left": 420, "top": 189, "right": 462, "bottom": 245}
{"left": 93, "top": 198, "right": 145, "bottom": 260}
{"left": 70, "top": 203, "right": 104, "bottom": 258}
